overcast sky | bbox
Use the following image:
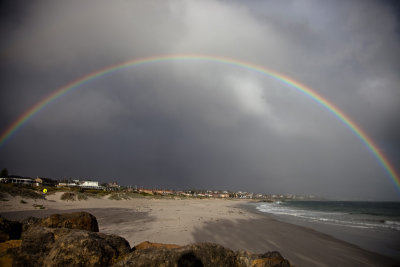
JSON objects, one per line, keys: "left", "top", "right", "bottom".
{"left": 0, "top": 0, "right": 399, "bottom": 200}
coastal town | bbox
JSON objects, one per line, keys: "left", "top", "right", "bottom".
{"left": 0, "top": 170, "right": 316, "bottom": 201}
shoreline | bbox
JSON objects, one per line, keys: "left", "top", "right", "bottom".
{"left": 244, "top": 201, "right": 400, "bottom": 261}
{"left": 1, "top": 193, "right": 398, "bottom": 266}
{"left": 237, "top": 202, "right": 399, "bottom": 266}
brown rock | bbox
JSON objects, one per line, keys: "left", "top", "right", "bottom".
{"left": 12, "top": 226, "right": 57, "bottom": 266}
{"left": 135, "top": 241, "right": 181, "bottom": 250}
{"left": 12, "top": 226, "right": 130, "bottom": 266}
{"left": 115, "top": 242, "right": 291, "bottom": 267}
{"left": 21, "top": 216, "right": 41, "bottom": 232}
{"left": 0, "top": 240, "right": 22, "bottom": 267}
{"left": 114, "top": 242, "right": 239, "bottom": 266}
{"left": 39, "top": 211, "right": 99, "bottom": 232}
{"left": 237, "top": 250, "right": 291, "bottom": 267}
{"left": 45, "top": 230, "right": 131, "bottom": 266}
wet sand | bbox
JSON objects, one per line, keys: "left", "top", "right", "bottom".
{"left": 1, "top": 192, "right": 398, "bottom": 266}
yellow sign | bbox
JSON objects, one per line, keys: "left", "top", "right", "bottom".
{"left": 43, "top": 188, "right": 47, "bottom": 194}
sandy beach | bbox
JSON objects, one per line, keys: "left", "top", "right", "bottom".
{"left": 0, "top": 192, "right": 398, "bottom": 267}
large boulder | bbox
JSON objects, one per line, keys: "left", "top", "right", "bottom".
{"left": 38, "top": 211, "right": 99, "bottom": 232}
{"left": 21, "top": 216, "right": 41, "bottom": 232}
{"left": 134, "top": 241, "right": 181, "bottom": 250}
{"left": 45, "top": 230, "right": 131, "bottom": 266}
{"left": 0, "top": 216, "right": 22, "bottom": 242}
{"left": 0, "top": 240, "right": 22, "bottom": 267}
{"left": 10, "top": 226, "right": 131, "bottom": 266}
{"left": 13, "top": 226, "right": 58, "bottom": 266}
{"left": 236, "top": 250, "right": 291, "bottom": 267}
{"left": 114, "top": 242, "right": 291, "bottom": 267}
{"left": 115, "top": 242, "right": 237, "bottom": 266}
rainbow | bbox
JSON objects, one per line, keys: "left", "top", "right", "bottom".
{"left": 1, "top": 54, "right": 399, "bottom": 190}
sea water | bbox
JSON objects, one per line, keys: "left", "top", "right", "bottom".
{"left": 253, "top": 201, "right": 400, "bottom": 260}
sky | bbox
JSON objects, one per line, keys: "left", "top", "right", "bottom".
{"left": 0, "top": 0, "right": 399, "bottom": 200}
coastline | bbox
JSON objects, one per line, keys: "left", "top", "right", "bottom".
{"left": 236, "top": 202, "right": 399, "bottom": 266}
{"left": 1, "top": 193, "right": 398, "bottom": 266}
{"left": 247, "top": 201, "right": 400, "bottom": 261}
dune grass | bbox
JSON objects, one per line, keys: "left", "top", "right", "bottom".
{"left": 60, "top": 192, "right": 76, "bottom": 201}
{"left": 0, "top": 184, "right": 42, "bottom": 199}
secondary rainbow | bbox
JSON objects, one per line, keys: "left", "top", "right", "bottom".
{"left": 1, "top": 54, "right": 399, "bottom": 191}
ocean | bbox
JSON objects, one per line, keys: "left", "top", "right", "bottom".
{"left": 253, "top": 201, "right": 400, "bottom": 260}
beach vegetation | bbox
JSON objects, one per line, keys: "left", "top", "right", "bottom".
{"left": 0, "top": 183, "right": 42, "bottom": 199}
{"left": 138, "top": 191, "right": 153, "bottom": 197}
{"left": 33, "top": 204, "right": 45, "bottom": 209}
{"left": 77, "top": 192, "right": 88, "bottom": 200}
{"left": 60, "top": 192, "right": 76, "bottom": 201}
{"left": 108, "top": 193, "right": 130, "bottom": 200}
{"left": 82, "top": 189, "right": 109, "bottom": 197}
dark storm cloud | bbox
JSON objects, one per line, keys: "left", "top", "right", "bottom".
{"left": 0, "top": 0, "right": 399, "bottom": 200}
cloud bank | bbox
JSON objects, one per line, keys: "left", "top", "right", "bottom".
{"left": 0, "top": 0, "right": 399, "bottom": 200}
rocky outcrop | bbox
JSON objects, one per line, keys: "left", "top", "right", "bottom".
{"left": 116, "top": 242, "right": 237, "bottom": 266}
{"left": 0, "top": 212, "right": 291, "bottom": 267}
{"left": 236, "top": 250, "right": 291, "bottom": 267}
{"left": 0, "top": 240, "right": 21, "bottom": 266}
{"left": 134, "top": 241, "right": 181, "bottom": 250}
{"left": 21, "top": 216, "right": 41, "bottom": 232}
{"left": 44, "top": 230, "right": 131, "bottom": 266}
{"left": 38, "top": 211, "right": 99, "bottom": 232}
{"left": 116, "top": 242, "right": 290, "bottom": 267}
{"left": 7, "top": 226, "right": 131, "bottom": 266}
{"left": 0, "top": 212, "right": 128, "bottom": 266}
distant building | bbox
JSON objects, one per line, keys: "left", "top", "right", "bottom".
{"left": 57, "top": 179, "right": 104, "bottom": 190}
{"left": 107, "top": 182, "right": 120, "bottom": 191}
{"left": 153, "top": 189, "right": 174, "bottom": 195}
{"left": 78, "top": 180, "right": 103, "bottom": 189}
{"left": 35, "top": 177, "right": 58, "bottom": 187}
{"left": 0, "top": 177, "right": 35, "bottom": 186}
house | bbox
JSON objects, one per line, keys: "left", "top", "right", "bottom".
{"left": 0, "top": 177, "right": 35, "bottom": 186}
{"left": 107, "top": 182, "right": 120, "bottom": 191}
{"left": 79, "top": 180, "right": 103, "bottom": 190}
{"left": 57, "top": 179, "right": 104, "bottom": 190}
{"left": 35, "top": 177, "right": 58, "bottom": 187}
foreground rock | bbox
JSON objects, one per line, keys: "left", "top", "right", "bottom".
{"left": 0, "top": 212, "right": 291, "bottom": 267}
{"left": 116, "top": 242, "right": 290, "bottom": 267}
{"left": 4, "top": 226, "right": 131, "bottom": 266}
{"left": 37, "top": 211, "right": 99, "bottom": 232}
{"left": 19, "top": 211, "right": 99, "bottom": 233}
{"left": 1, "top": 212, "right": 129, "bottom": 266}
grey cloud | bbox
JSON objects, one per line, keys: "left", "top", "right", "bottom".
{"left": 0, "top": 0, "right": 399, "bottom": 200}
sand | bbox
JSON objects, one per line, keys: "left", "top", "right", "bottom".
{"left": 0, "top": 192, "right": 398, "bottom": 267}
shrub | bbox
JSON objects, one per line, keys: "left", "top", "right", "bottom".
{"left": 60, "top": 192, "right": 76, "bottom": 201}
{"left": 33, "top": 204, "right": 45, "bottom": 209}
{"left": 83, "top": 189, "right": 109, "bottom": 196}
{"left": 108, "top": 193, "right": 122, "bottom": 200}
{"left": 77, "top": 192, "right": 88, "bottom": 201}
{"left": 0, "top": 184, "right": 42, "bottom": 199}
{"left": 108, "top": 193, "right": 130, "bottom": 200}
